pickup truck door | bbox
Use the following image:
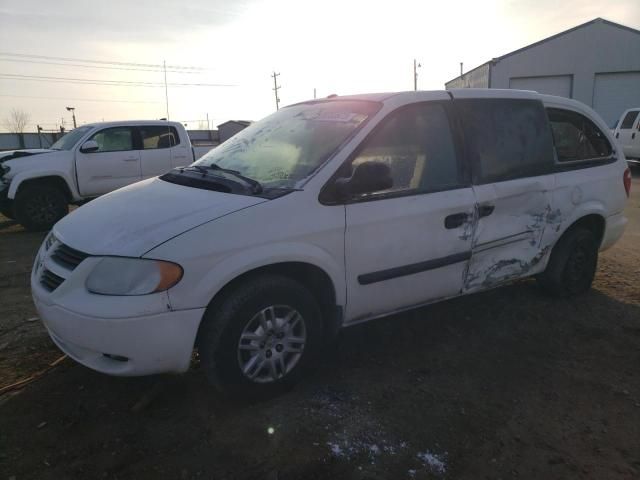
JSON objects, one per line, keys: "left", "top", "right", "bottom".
{"left": 138, "top": 125, "right": 192, "bottom": 179}
{"left": 340, "top": 101, "right": 475, "bottom": 324}
{"left": 75, "top": 126, "right": 141, "bottom": 197}
{"left": 616, "top": 110, "right": 640, "bottom": 159}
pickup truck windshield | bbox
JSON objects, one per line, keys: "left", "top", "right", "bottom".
{"left": 50, "top": 126, "right": 93, "bottom": 150}
{"left": 194, "top": 100, "right": 381, "bottom": 189}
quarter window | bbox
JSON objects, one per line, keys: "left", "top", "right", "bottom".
{"left": 90, "top": 127, "right": 133, "bottom": 153}
{"left": 546, "top": 108, "right": 612, "bottom": 162}
{"left": 347, "top": 103, "right": 461, "bottom": 197}
{"left": 140, "top": 126, "right": 179, "bottom": 149}
{"left": 620, "top": 111, "right": 639, "bottom": 130}
{"left": 457, "top": 99, "right": 554, "bottom": 183}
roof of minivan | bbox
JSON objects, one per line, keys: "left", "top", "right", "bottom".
{"left": 307, "top": 89, "right": 551, "bottom": 103}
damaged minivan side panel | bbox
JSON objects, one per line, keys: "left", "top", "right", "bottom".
{"left": 455, "top": 98, "right": 557, "bottom": 291}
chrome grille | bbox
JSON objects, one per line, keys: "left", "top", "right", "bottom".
{"left": 40, "top": 269, "right": 65, "bottom": 292}
{"left": 51, "top": 243, "right": 89, "bottom": 270}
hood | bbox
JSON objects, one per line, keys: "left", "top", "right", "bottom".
{"left": 1, "top": 149, "right": 71, "bottom": 179}
{"left": 0, "top": 149, "right": 52, "bottom": 162}
{"left": 53, "top": 177, "right": 267, "bottom": 256}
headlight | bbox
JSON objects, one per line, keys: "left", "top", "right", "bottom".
{"left": 0, "top": 164, "right": 10, "bottom": 179}
{"left": 86, "top": 257, "right": 183, "bottom": 296}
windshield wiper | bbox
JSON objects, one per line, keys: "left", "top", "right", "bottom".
{"left": 183, "top": 164, "right": 263, "bottom": 194}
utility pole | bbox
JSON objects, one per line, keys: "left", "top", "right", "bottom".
{"left": 163, "top": 60, "right": 170, "bottom": 120}
{"left": 271, "top": 71, "right": 281, "bottom": 110}
{"left": 37, "top": 125, "right": 43, "bottom": 148}
{"left": 206, "top": 112, "right": 210, "bottom": 131}
{"left": 460, "top": 62, "right": 463, "bottom": 77}
{"left": 66, "top": 107, "right": 76, "bottom": 128}
{"left": 313, "top": 88, "right": 317, "bottom": 99}
{"left": 413, "top": 59, "right": 421, "bottom": 91}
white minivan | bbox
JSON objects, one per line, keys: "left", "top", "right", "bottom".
{"left": 31, "top": 90, "right": 630, "bottom": 397}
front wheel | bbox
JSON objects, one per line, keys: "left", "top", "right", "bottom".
{"left": 14, "top": 185, "right": 68, "bottom": 231}
{"left": 537, "top": 227, "right": 598, "bottom": 297}
{"left": 198, "top": 275, "right": 323, "bottom": 399}
{"left": 0, "top": 202, "right": 14, "bottom": 220}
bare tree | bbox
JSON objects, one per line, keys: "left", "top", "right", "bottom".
{"left": 3, "top": 108, "right": 31, "bottom": 133}
{"left": 197, "top": 120, "right": 209, "bottom": 130}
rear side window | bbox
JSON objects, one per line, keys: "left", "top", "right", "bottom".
{"left": 457, "top": 99, "right": 554, "bottom": 184}
{"left": 546, "top": 108, "right": 612, "bottom": 162}
{"left": 90, "top": 127, "right": 134, "bottom": 153}
{"left": 620, "top": 111, "right": 639, "bottom": 129}
{"left": 139, "top": 126, "right": 179, "bottom": 149}
{"left": 348, "top": 103, "right": 462, "bottom": 197}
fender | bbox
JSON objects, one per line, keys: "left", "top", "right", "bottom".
{"left": 161, "top": 241, "right": 346, "bottom": 312}
{"left": 540, "top": 201, "right": 608, "bottom": 267}
{"left": 8, "top": 170, "right": 81, "bottom": 201}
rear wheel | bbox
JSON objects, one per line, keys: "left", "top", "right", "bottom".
{"left": 537, "top": 227, "right": 598, "bottom": 297}
{"left": 198, "top": 274, "right": 323, "bottom": 399}
{"left": 14, "top": 185, "right": 68, "bottom": 231}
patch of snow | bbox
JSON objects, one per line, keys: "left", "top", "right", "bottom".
{"left": 417, "top": 451, "right": 447, "bottom": 475}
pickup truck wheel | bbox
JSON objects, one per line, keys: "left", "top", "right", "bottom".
{"left": 198, "top": 274, "right": 323, "bottom": 399}
{"left": 14, "top": 185, "right": 68, "bottom": 232}
{"left": 537, "top": 227, "right": 598, "bottom": 297}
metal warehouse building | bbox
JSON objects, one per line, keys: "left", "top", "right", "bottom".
{"left": 445, "top": 18, "right": 640, "bottom": 126}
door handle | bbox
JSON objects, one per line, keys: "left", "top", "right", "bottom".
{"left": 633, "top": 132, "right": 636, "bottom": 140}
{"left": 123, "top": 157, "right": 138, "bottom": 162}
{"left": 478, "top": 204, "right": 495, "bottom": 218}
{"left": 615, "top": 132, "right": 619, "bottom": 139}
{"left": 444, "top": 212, "right": 469, "bottom": 229}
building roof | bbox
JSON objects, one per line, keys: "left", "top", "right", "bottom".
{"left": 445, "top": 17, "right": 640, "bottom": 85}
{"left": 217, "top": 120, "right": 252, "bottom": 128}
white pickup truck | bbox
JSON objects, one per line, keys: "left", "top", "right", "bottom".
{"left": 0, "top": 120, "right": 196, "bottom": 231}
{"left": 613, "top": 108, "right": 640, "bottom": 168}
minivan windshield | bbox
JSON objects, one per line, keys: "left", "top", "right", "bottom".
{"left": 194, "top": 100, "right": 381, "bottom": 189}
{"left": 50, "top": 126, "right": 93, "bottom": 151}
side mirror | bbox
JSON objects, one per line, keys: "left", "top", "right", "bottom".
{"left": 335, "top": 161, "right": 393, "bottom": 199}
{"left": 80, "top": 140, "right": 99, "bottom": 153}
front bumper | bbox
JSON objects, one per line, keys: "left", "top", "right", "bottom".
{"left": 32, "top": 292, "right": 204, "bottom": 375}
{"left": 31, "top": 236, "right": 205, "bottom": 376}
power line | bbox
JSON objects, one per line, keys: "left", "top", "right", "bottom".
{"left": 0, "top": 58, "right": 202, "bottom": 74}
{"left": 0, "top": 73, "right": 237, "bottom": 88}
{"left": 0, "top": 93, "right": 162, "bottom": 104}
{"left": 0, "top": 51, "right": 210, "bottom": 71}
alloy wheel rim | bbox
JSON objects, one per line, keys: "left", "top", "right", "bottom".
{"left": 237, "top": 305, "right": 306, "bottom": 384}
{"left": 26, "top": 194, "right": 57, "bottom": 224}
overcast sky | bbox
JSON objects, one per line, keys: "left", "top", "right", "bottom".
{"left": 0, "top": 0, "right": 639, "bottom": 132}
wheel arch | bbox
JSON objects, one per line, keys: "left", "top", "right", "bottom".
{"left": 195, "top": 261, "right": 343, "bottom": 349}
{"left": 556, "top": 213, "right": 606, "bottom": 249}
{"left": 9, "top": 173, "right": 75, "bottom": 202}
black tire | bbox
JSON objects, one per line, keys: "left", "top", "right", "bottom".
{"left": 0, "top": 202, "right": 14, "bottom": 220}
{"left": 14, "top": 184, "right": 68, "bottom": 232}
{"left": 537, "top": 227, "right": 599, "bottom": 297}
{"left": 198, "top": 274, "right": 323, "bottom": 399}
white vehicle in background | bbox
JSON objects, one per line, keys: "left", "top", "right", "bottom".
{"left": 613, "top": 108, "right": 640, "bottom": 167}
{"left": 31, "top": 90, "right": 629, "bottom": 399}
{"left": 0, "top": 120, "right": 195, "bottom": 230}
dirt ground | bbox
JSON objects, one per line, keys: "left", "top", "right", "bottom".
{"left": 1, "top": 174, "right": 639, "bottom": 480}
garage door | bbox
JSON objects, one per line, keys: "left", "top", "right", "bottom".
{"left": 593, "top": 72, "right": 640, "bottom": 127}
{"left": 509, "top": 75, "right": 573, "bottom": 98}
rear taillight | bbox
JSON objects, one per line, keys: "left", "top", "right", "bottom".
{"left": 623, "top": 168, "right": 631, "bottom": 197}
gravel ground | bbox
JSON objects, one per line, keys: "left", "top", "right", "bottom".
{"left": 1, "top": 174, "right": 639, "bottom": 480}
